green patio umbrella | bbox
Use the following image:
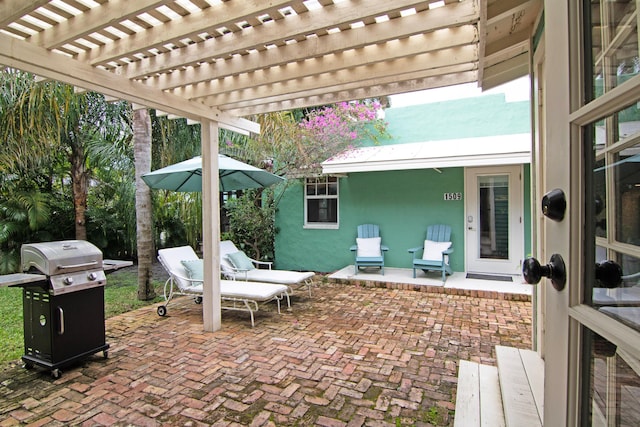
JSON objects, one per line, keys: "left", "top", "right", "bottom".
{"left": 142, "top": 155, "right": 284, "bottom": 192}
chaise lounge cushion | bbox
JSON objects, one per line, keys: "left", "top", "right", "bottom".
{"left": 356, "top": 237, "right": 382, "bottom": 257}
{"left": 181, "top": 259, "right": 204, "bottom": 280}
{"left": 220, "top": 280, "right": 288, "bottom": 301}
{"left": 242, "top": 269, "right": 314, "bottom": 285}
{"left": 422, "top": 240, "right": 451, "bottom": 261}
{"left": 227, "top": 251, "right": 256, "bottom": 271}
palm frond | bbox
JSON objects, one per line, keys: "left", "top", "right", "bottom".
{"left": 16, "top": 191, "right": 50, "bottom": 230}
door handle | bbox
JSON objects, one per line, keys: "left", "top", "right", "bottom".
{"left": 595, "top": 260, "right": 622, "bottom": 288}
{"left": 522, "top": 254, "right": 567, "bottom": 291}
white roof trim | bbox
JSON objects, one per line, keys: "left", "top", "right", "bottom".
{"left": 321, "top": 133, "right": 531, "bottom": 174}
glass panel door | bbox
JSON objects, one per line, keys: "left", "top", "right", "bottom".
{"left": 577, "top": 1, "right": 640, "bottom": 425}
{"left": 582, "top": 105, "right": 640, "bottom": 425}
{"left": 465, "top": 166, "right": 523, "bottom": 275}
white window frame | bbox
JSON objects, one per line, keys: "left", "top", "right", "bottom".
{"left": 304, "top": 176, "right": 339, "bottom": 229}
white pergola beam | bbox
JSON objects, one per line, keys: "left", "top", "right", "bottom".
{"left": 116, "top": 0, "right": 439, "bottom": 77}
{"left": 83, "top": 0, "right": 318, "bottom": 67}
{"left": 211, "top": 63, "right": 477, "bottom": 112}
{"left": 227, "top": 71, "right": 478, "bottom": 116}
{"left": 176, "top": 31, "right": 477, "bottom": 101}
{"left": 189, "top": 44, "right": 478, "bottom": 104}
{"left": 31, "top": 0, "right": 169, "bottom": 49}
{"left": 0, "top": 33, "right": 259, "bottom": 135}
{"left": 0, "top": 0, "right": 49, "bottom": 27}
{"left": 152, "top": 17, "right": 477, "bottom": 92}
{"left": 131, "top": 0, "right": 478, "bottom": 82}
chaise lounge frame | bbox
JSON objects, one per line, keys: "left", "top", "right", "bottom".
{"left": 157, "top": 246, "right": 291, "bottom": 327}
{"left": 220, "top": 240, "right": 315, "bottom": 297}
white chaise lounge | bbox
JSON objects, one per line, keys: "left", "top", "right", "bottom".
{"left": 157, "top": 246, "right": 290, "bottom": 327}
{"left": 220, "top": 240, "right": 315, "bottom": 296}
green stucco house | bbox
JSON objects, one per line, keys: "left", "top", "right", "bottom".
{"left": 274, "top": 93, "right": 532, "bottom": 277}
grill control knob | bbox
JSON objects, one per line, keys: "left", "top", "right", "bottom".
{"left": 87, "top": 272, "right": 97, "bottom": 281}
{"left": 63, "top": 277, "right": 74, "bottom": 286}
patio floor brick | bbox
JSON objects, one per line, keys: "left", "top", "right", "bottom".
{"left": 0, "top": 280, "right": 531, "bottom": 426}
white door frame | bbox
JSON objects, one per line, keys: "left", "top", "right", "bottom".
{"left": 532, "top": 27, "right": 545, "bottom": 356}
{"left": 539, "top": 1, "right": 572, "bottom": 424}
{"left": 464, "top": 165, "right": 524, "bottom": 276}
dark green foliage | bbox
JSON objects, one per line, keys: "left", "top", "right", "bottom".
{"left": 0, "top": 70, "right": 136, "bottom": 272}
{"left": 223, "top": 189, "right": 277, "bottom": 262}
{"left": 87, "top": 179, "right": 137, "bottom": 259}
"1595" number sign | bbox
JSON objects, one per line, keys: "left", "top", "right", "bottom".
{"left": 443, "top": 192, "right": 462, "bottom": 201}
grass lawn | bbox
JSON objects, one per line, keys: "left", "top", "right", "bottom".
{"left": 0, "top": 268, "right": 164, "bottom": 365}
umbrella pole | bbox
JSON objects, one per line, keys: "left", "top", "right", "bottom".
{"left": 201, "top": 119, "right": 222, "bottom": 332}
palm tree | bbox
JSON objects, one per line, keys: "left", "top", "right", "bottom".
{"left": 133, "top": 108, "right": 155, "bottom": 300}
{"left": 0, "top": 70, "right": 131, "bottom": 241}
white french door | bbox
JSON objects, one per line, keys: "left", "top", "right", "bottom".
{"left": 539, "top": 2, "right": 640, "bottom": 426}
{"left": 465, "top": 165, "right": 524, "bottom": 276}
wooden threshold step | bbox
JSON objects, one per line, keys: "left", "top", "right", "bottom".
{"left": 454, "top": 360, "right": 505, "bottom": 427}
{"left": 496, "top": 345, "right": 544, "bottom": 427}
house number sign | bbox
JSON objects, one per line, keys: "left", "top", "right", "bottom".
{"left": 443, "top": 192, "right": 462, "bottom": 201}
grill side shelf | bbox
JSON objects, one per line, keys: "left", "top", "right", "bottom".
{"left": 0, "top": 273, "right": 47, "bottom": 288}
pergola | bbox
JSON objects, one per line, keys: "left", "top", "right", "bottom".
{"left": 0, "top": 0, "right": 541, "bottom": 331}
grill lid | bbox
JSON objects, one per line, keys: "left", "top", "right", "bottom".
{"left": 21, "top": 240, "right": 103, "bottom": 276}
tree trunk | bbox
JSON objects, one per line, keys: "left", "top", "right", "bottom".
{"left": 70, "top": 140, "right": 88, "bottom": 240}
{"left": 133, "top": 109, "right": 156, "bottom": 301}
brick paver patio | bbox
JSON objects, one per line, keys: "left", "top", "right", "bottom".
{"left": 0, "top": 281, "right": 531, "bottom": 426}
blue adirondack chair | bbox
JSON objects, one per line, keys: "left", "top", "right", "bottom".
{"left": 350, "top": 224, "right": 389, "bottom": 275}
{"left": 407, "top": 224, "right": 453, "bottom": 282}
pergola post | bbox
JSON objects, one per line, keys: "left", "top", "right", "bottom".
{"left": 201, "top": 119, "right": 221, "bottom": 332}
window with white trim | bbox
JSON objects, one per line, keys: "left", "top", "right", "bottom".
{"left": 304, "top": 176, "right": 338, "bottom": 228}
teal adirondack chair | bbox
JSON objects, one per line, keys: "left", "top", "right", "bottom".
{"left": 408, "top": 224, "right": 453, "bottom": 282}
{"left": 350, "top": 224, "right": 389, "bottom": 275}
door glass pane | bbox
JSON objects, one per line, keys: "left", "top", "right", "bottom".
{"left": 582, "top": 327, "right": 640, "bottom": 426}
{"left": 587, "top": 109, "right": 640, "bottom": 319}
{"left": 593, "top": 251, "right": 640, "bottom": 330}
{"left": 478, "top": 175, "right": 509, "bottom": 260}
{"left": 614, "top": 146, "right": 640, "bottom": 245}
{"left": 583, "top": 2, "right": 640, "bottom": 423}
{"left": 589, "top": 0, "right": 639, "bottom": 102}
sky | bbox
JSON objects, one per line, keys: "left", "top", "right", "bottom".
{"left": 388, "top": 76, "right": 530, "bottom": 107}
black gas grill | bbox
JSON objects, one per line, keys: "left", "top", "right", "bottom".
{"left": 6, "top": 240, "right": 110, "bottom": 378}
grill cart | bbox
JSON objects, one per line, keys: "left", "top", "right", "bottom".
{"left": 0, "top": 240, "right": 111, "bottom": 379}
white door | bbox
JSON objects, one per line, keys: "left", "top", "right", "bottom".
{"left": 539, "top": 2, "right": 640, "bottom": 426}
{"left": 465, "top": 165, "right": 524, "bottom": 276}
